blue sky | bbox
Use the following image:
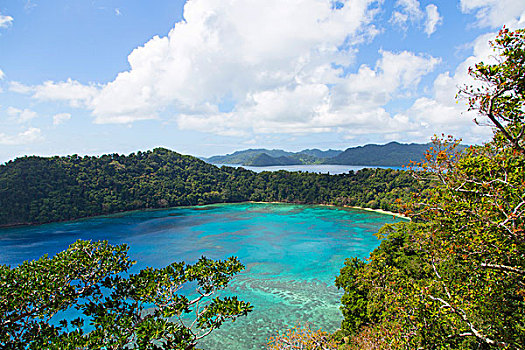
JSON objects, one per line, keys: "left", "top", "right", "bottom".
{"left": 1, "top": 0, "right": 524, "bottom": 162}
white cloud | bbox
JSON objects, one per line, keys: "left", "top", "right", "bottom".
{"left": 380, "top": 0, "right": 525, "bottom": 144}
{"left": 0, "top": 69, "right": 5, "bottom": 80}
{"left": 7, "top": 107, "right": 38, "bottom": 123}
{"left": 178, "top": 50, "right": 440, "bottom": 136}
{"left": 33, "top": 79, "right": 100, "bottom": 108}
{"left": 15, "top": 0, "right": 446, "bottom": 141}
{"left": 424, "top": 4, "right": 442, "bottom": 36}
{"left": 9, "top": 79, "right": 99, "bottom": 108}
{"left": 390, "top": 11, "right": 409, "bottom": 28}
{"left": 395, "top": 32, "right": 498, "bottom": 144}
{"left": 89, "top": 0, "right": 381, "bottom": 123}
{"left": 390, "top": 0, "right": 424, "bottom": 29}
{"left": 0, "top": 13, "right": 13, "bottom": 28}
{"left": 23, "top": 0, "right": 386, "bottom": 129}
{"left": 0, "top": 127, "right": 42, "bottom": 145}
{"left": 9, "top": 81, "right": 34, "bottom": 94}
{"left": 396, "top": 0, "right": 424, "bottom": 19}
{"left": 10, "top": 0, "right": 467, "bottom": 144}
{"left": 391, "top": 1, "right": 442, "bottom": 36}
{"left": 53, "top": 113, "right": 72, "bottom": 125}
{"left": 460, "top": 0, "right": 525, "bottom": 28}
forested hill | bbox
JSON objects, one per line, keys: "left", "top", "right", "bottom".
{"left": 243, "top": 153, "right": 320, "bottom": 166}
{"left": 205, "top": 148, "right": 297, "bottom": 164}
{"left": 204, "top": 142, "right": 455, "bottom": 167}
{"left": 205, "top": 148, "right": 340, "bottom": 165}
{"left": 326, "top": 142, "right": 432, "bottom": 166}
{"left": 0, "top": 148, "right": 422, "bottom": 226}
{"left": 245, "top": 153, "right": 301, "bottom": 166}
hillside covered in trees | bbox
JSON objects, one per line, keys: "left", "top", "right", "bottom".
{"left": 205, "top": 148, "right": 340, "bottom": 165}
{"left": 0, "top": 149, "right": 422, "bottom": 226}
{"left": 205, "top": 142, "right": 461, "bottom": 167}
{"left": 333, "top": 27, "right": 525, "bottom": 349}
{"left": 325, "top": 142, "right": 441, "bottom": 166}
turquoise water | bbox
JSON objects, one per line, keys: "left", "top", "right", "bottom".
{"left": 0, "top": 203, "right": 403, "bottom": 349}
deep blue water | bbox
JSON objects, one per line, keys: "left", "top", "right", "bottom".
{"left": 0, "top": 203, "right": 404, "bottom": 349}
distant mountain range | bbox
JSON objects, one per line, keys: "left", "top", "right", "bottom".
{"left": 206, "top": 148, "right": 341, "bottom": 166}
{"left": 205, "top": 142, "right": 460, "bottom": 167}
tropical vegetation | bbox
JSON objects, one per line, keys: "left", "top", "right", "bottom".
{"left": 0, "top": 240, "right": 252, "bottom": 349}
{"left": 0, "top": 152, "right": 421, "bottom": 226}
{"left": 334, "top": 27, "right": 525, "bottom": 349}
{"left": 1, "top": 21, "right": 522, "bottom": 350}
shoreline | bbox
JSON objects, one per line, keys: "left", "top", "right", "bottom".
{"left": 346, "top": 205, "right": 408, "bottom": 219}
{"left": 0, "top": 200, "right": 409, "bottom": 229}
{"left": 247, "top": 201, "right": 409, "bottom": 220}
{"left": 316, "top": 203, "right": 408, "bottom": 220}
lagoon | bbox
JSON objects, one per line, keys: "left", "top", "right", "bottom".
{"left": 0, "top": 202, "right": 403, "bottom": 349}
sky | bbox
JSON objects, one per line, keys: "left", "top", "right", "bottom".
{"left": 0, "top": 0, "right": 524, "bottom": 162}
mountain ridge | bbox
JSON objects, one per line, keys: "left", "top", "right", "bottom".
{"left": 205, "top": 142, "right": 444, "bottom": 167}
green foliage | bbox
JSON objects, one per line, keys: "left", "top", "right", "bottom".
{"left": 326, "top": 141, "right": 437, "bottom": 167}
{"left": 336, "top": 28, "right": 525, "bottom": 349}
{"left": 206, "top": 148, "right": 341, "bottom": 165}
{"left": 0, "top": 148, "right": 423, "bottom": 226}
{"left": 460, "top": 27, "right": 525, "bottom": 152}
{"left": 206, "top": 148, "right": 298, "bottom": 165}
{"left": 266, "top": 323, "right": 340, "bottom": 350}
{"left": 0, "top": 240, "right": 252, "bottom": 349}
{"left": 335, "top": 257, "right": 368, "bottom": 335}
{"left": 244, "top": 153, "right": 302, "bottom": 166}
{"left": 336, "top": 223, "right": 433, "bottom": 347}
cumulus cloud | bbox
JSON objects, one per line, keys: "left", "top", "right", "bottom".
{"left": 15, "top": 0, "right": 441, "bottom": 140}
{"left": 86, "top": 0, "right": 381, "bottom": 124}
{"left": 0, "top": 13, "right": 13, "bottom": 28}
{"left": 460, "top": 0, "right": 525, "bottom": 28}
{"left": 9, "top": 81, "right": 31, "bottom": 93}
{"left": 21, "top": 0, "right": 389, "bottom": 128}
{"left": 381, "top": 0, "right": 525, "bottom": 144}
{"left": 33, "top": 79, "right": 99, "bottom": 108}
{"left": 395, "top": 32, "right": 498, "bottom": 144}
{"left": 178, "top": 50, "right": 440, "bottom": 136}
{"left": 424, "top": 4, "right": 442, "bottom": 36}
{"left": 9, "top": 79, "right": 99, "bottom": 108}
{"left": 0, "top": 127, "right": 42, "bottom": 145}
{"left": 53, "top": 113, "right": 72, "bottom": 125}
{"left": 7, "top": 107, "right": 38, "bottom": 123}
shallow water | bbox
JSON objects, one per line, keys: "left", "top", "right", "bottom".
{"left": 0, "top": 202, "right": 403, "bottom": 349}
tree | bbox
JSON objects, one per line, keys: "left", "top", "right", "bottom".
{"left": 266, "top": 323, "right": 340, "bottom": 350}
{"left": 337, "top": 28, "right": 525, "bottom": 349}
{"left": 460, "top": 27, "right": 525, "bottom": 152}
{"left": 0, "top": 240, "right": 253, "bottom": 349}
